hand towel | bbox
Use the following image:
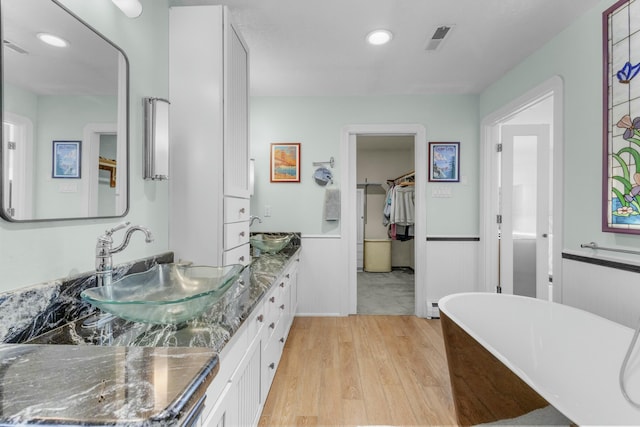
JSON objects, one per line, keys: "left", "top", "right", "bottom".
{"left": 324, "top": 189, "right": 340, "bottom": 221}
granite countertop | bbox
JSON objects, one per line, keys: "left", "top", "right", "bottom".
{"left": 0, "top": 345, "right": 218, "bottom": 425}
{"left": 28, "top": 244, "right": 301, "bottom": 350}
{"left": 1, "top": 240, "right": 301, "bottom": 426}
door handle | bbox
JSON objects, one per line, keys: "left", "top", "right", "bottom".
{"left": 542, "top": 233, "right": 548, "bottom": 238}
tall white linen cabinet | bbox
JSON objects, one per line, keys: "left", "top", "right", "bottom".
{"left": 169, "top": 5, "right": 251, "bottom": 266}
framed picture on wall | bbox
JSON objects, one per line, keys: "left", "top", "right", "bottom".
{"left": 270, "top": 143, "right": 301, "bottom": 182}
{"left": 428, "top": 142, "right": 460, "bottom": 182}
{"left": 603, "top": 0, "right": 640, "bottom": 234}
{"left": 52, "top": 140, "right": 81, "bottom": 179}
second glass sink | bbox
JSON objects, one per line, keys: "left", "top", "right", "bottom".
{"left": 250, "top": 233, "right": 293, "bottom": 254}
{"left": 81, "top": 263, "right": 244, "bottom": 325}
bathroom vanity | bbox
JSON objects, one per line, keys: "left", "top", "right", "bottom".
{"left": 0, "top": 240, "right": 301, "bottom": 426}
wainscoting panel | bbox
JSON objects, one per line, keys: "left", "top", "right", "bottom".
{"left": 426, "top": 237, "right": 480, "bottom": 307}
{"left": 562, "top": 252, "right": 640, "bottom": 328}
{"left": 297, "top": 235, "right": 344, "bottom": 316}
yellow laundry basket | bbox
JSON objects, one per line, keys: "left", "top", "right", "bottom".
{"left": 363, "top": 239, "right": 392, "bottom": 272}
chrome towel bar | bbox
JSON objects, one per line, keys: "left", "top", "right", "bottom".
{"left": 580, "top": 242, "right": 640, "bottom": 256}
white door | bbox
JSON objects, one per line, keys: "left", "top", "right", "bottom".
{"left": 357, "top": 188, "right": 365, "bottom": 270}
{"left": 2, "top": 114, "right": 32, "bottom": 220}
{"left": 499, "top": 124, "right": 551, "bottom": 299}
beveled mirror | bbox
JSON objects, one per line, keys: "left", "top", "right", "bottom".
{"left": 1, "top": 0, "right": 129, "bottom": 221}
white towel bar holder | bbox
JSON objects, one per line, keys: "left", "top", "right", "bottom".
{"left": 580, "top": 241, "right": 640, "bottom": 256}
{"left": 312, "top": 157, "right": 335, "bottom": 168}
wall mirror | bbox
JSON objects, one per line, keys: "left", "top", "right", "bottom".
{"left": 1, "top": 0, "right": 129, "bottom": 221}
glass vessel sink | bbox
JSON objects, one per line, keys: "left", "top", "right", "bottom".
{"left": 250, "top": 233, "right": 293, "bottom": 254}
{"left": 81, "top": 263, "right": 244, "bottom": 325}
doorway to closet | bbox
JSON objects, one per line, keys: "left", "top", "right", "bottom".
{"left": 356, "top": 135, "right": 415, "bottom": 315}
{"left": 341, "top": 124, "right": 427, "bottom": 317}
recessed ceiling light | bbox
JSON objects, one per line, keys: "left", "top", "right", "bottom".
{"left": 366, "top": 29, "right": 393, "bottom": 46}
{"left": 36, "top": 33, "right": 68, "bottom": 48}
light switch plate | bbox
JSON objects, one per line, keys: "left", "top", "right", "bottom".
{"left": 58, "top": 182, "right": 78, "bottom": 193}
{"left": 431, "top": 186, "right": 452, "bottom": 198}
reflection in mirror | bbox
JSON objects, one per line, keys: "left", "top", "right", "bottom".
{"left": 1, "top": 0, "right": 129, "bottom": 221}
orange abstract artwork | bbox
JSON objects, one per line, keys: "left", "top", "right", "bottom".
{"left": 270, "top": 143, "right": 301, "bottom": 182}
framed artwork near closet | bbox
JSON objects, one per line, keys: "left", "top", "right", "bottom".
{"left": 270, "top": 142, "right": 301, "bottom": 182}
{"left": 602, "top": 0, "right": 640, "bottom": 234}
{"left": 52, "top": 140, "right": 81, "bottom": 179}
{"left": 428, "top": 142, "right": 459, "bottom": 182}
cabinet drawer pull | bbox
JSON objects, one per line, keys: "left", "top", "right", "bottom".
{"left": 257, "top": 314, "right": 264, "bottom": 323}
{"left": 239, "top": 255, "right": 245, "bottom": 262}
{"left": 238, "top": 279, "right": 245, "bottom": 286}
{"left": 279, "top": 337, "right": 285, "bottom": 343}
{"left": 269, "top": 322, "right": 275, "bottom": 329}
{"left": 280, "top": 304, "right": 285, "bottom": 310}
{"left": 286, "top": 274, "right": 290, "bottom": 279}
{"left": 269, "top": 363, "right": 275, "bottom": 370}
{"left": 270, "top": 296, "right": 275, "bottom": 303}
{"left": 279, "top": 282, "right": 285, "bottom": 288}
{"left": 240, "top": 207, "right": 246, "bottom": 214}
{"left": 239, "top": 231, "right": 246, "bottom": 237}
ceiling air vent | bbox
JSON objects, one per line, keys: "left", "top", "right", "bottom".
{"left": 425, "top": 25, "right": 453, "bottom": 51}
{"left": 3, "top": 39, "right": 28, "bottom": 55}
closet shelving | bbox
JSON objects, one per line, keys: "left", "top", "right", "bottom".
{"left": 357, "top": 178, "right": 386, "bottom": 194}
{"left": 389, "top": 170, "right": 415, "bottom": 187}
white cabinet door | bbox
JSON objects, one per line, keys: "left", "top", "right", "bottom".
{"left": 234, "top": 338, "right": 262, "bottom": 426}
{"left": 202, "top": 381, "right": 237, "bottom": 427}
{"left": 224, "top": 20, "right": 250, "bottom": 198}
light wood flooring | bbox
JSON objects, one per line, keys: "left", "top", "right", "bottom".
{"left": 259, "top": 315, "right": 458, "bottom": 426}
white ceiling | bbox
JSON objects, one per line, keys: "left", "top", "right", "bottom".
{"left": 3, "top": 0, "right": 119, "bottom": 96}
{"left": 171, "top": 0, "right": 600, "bottom": 96}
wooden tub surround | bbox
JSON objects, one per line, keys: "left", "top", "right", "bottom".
{"left": 439, "top": 292, "right": 640, "bottom": 426}
{"left": 441, "top": 311, "right": 549, "bottom": 425}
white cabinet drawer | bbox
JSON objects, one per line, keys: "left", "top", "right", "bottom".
{"left": 224, "top": 197, "right": 250, "bottom": 223}
{"left": 224, "top": 221, "right": 249, "bottom": 250}
{"left": 223, "top": 244, "right": 250, "bottom": 266}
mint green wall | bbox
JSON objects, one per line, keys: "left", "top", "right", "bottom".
{"left": 4, "top": 83, "right": 38, "bottom": 122}
{"left": 5, "top": 85, "right": 117, "bottom": 218}
{"left": 0, "top": 0, "right": 169, "bottom": 292}
{"left": 249, "top": 95, "right": 480, "bottom": 236}
{"left": 479, "top": 0, "right": 627, "bottom": 252}
{"left": 34, "top": 95, "right": 116, "bottom": 218}
{"left": 1, "top": 0, "right": 621, "bottom": 294}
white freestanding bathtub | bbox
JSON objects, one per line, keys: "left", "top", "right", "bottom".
{"left": 439, "top": 292, "right": 640, "bottom": 426}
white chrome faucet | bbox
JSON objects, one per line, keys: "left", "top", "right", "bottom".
{"left": 95, "top": 222, "right": 154, "bottom": 287}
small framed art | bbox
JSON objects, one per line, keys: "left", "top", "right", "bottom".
{"left": 428, "top": 142, "right": 460, "bottom": 182}
{"left": 52, "top": 140, "right": 81, "bottom": 179}
{"left": 270, "top": 143, "right": 301, "bottom": 183}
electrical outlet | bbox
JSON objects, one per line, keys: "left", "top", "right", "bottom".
{"left": 264, "top": 205, "right": 272, "bottom": 217}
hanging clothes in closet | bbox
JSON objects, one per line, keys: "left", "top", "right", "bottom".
{"left": 383, "top": 171, "right": 415, "bottom": 241}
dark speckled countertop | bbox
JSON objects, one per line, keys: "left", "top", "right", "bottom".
{"left": 0, "top": 241, "right": 301, "bottom": 426}
{"left": 0, "top": 345, "right": 218, "bottom": 425}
